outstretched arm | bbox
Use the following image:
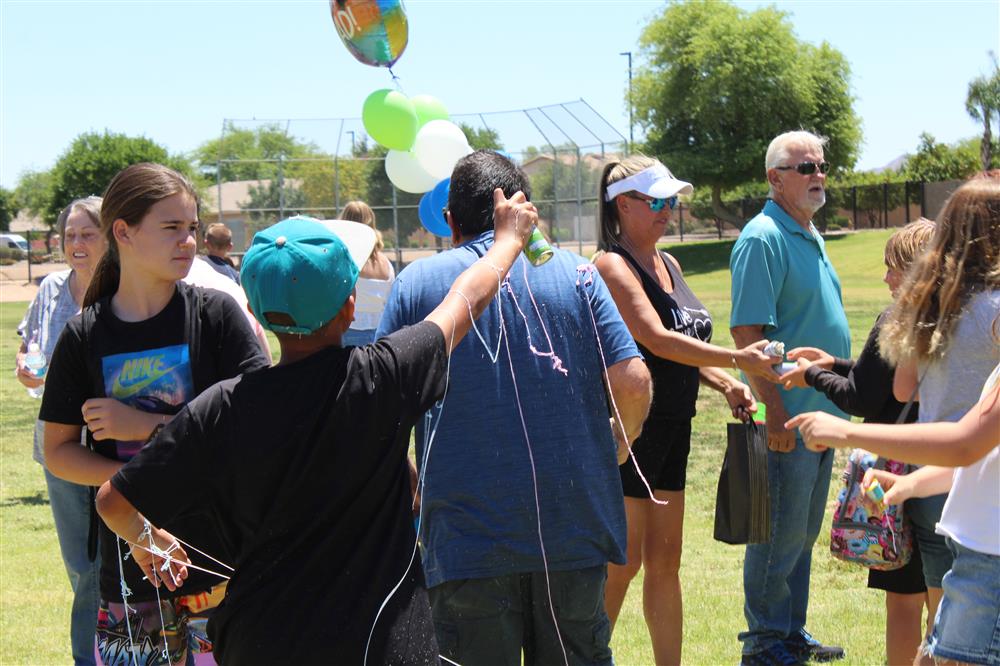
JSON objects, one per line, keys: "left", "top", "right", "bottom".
{"left": 424, "top": 189, "right": 534, "bottom": 353}
{"left": 95, "top": 483, "right": 190, "bottom": 591}
{"left": 594, "top": 252, "right": 780, "bottom": 380}
{"left": 732, "top": 325, "right": 794, "bottom": 453}
{"left": 787, "top": 378, "right": 1000, "bottom": 467}
{"left": 700, "top": 366, "right": 757, "bottom": 421}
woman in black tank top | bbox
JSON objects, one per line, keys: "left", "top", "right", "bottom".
{"left": 594, "top": 157, "right": 782, "bottom": 665}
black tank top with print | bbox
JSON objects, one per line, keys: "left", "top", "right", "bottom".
{"left": 612, "top": 245, "right": 713, "bottom": 420}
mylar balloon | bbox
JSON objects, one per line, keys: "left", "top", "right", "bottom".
{"left": 418, "top": 190, "right": 450, "bottom": 237}
{"left": 413, "top": 120, "right": 473, "bottom": 181}
{"left": 362, "top": 89, "right": 418, "bottom": 151}
{"left": 385, "top": 149, "right": 438, "bottom": 194}
{"left": 410, "top": 94, "right": 449, "bottom": 128}
{"left": 329, "top": 0, "right": 408, "bottom": 68}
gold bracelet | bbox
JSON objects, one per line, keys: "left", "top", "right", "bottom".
{"left": 731, "top": 353, "right": 739, "bottom": 370}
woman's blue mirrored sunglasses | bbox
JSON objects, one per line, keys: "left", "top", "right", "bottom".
{"left": 628, "top": 194, "right": 678, "bottom": 212}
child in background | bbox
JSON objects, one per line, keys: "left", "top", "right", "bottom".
{"left": 778, "top": 219, "right": 935, "bottom": 665}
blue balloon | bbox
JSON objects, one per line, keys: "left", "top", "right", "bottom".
{"left": 419, "top": 187, "right": 450, "bottom": 237}
{"left": 430, "top": 177, "right": 450, "bottom": 215}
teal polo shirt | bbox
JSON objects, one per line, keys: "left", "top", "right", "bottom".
{"left": 730, "top": 199, "right": 851, "bottom": 419}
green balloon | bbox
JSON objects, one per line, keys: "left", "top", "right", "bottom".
{"left": 362, "top": 89, "right": 418, "bottom": 151}
{"left": 411, "top": 94, "right": 449, "bottom": 128}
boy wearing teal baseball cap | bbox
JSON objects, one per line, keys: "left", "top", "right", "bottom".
{"left": 94, "top": 191, "right": 537, "bottom": 664}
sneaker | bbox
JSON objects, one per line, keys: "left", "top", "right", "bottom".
{"left": 740, "top": 641, "right": 805, "bottom": 666}
{"left": 784, "top": 630, "right": 845, "bottom": 663}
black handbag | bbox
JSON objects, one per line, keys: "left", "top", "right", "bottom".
{"left": 714, "top": 420, "right": 771, "bottom": 545}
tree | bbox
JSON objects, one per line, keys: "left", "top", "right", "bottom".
{"left": 459, "top": 124, "right": 503, "bottom": 151}
{"left": 46, "top": 131, "right": 192, "bottom": 228}
{"left": 965, "top": 52, "right": 1000, "bottom": 171}
{"left": 0, "top": 187, "right": 14, "bottom": 232}
{"left": 193, "top": 123, "right": 327, "bottom": 183}
{"left": 903, "top": 133, "right": 981, "bottom": 183}
{"left": 241, "top": 178, "right": 309, "bottom": 238}
{"left": 633, "top": 0, "right": 861, "bottom": 227}
{"left": 13, "top": 169, "right": 53, "bottom": 221}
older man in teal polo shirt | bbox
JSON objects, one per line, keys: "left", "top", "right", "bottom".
{"left": 730, "top": 130, "right": 851, "bottom": 666}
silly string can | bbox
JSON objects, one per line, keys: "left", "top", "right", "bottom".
{"left": 524, "top": 227, "right": 554, "bottom": 266}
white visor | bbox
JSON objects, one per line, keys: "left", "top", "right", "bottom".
{"left": 604, "top": 164, "right": 694, "bottom": 202}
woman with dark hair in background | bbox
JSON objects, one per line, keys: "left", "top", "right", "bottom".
{"left": 594, "top": 155, "right": 780, "bottom": 665}
{"left": 15, "top": 196, "right": 106, "bottom": 665}
{"left": 39, "top": 163, "right": 269, "bottom": 664}
{"left": 340, "top": 200, "right": 395, "bottom": 346}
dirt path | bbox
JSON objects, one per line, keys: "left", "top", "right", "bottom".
{"left": 0, "top": 261, "right": 67, "bottom": 303}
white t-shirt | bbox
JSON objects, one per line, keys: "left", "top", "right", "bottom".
{"left": 936, "top": 362, "right": 1000, "bottom": 556}
{"left": 351, "top": 262, "right": 396, "bottom": 331}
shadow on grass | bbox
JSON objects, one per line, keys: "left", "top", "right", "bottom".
{"left": 660, "top": 232, "right": 855, "bottom": 277}
{"left": 1, "top": 491, "right": 49, "bottom": 508}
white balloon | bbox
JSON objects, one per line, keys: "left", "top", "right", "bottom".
{"left": 384, "top": 149, "right": 439, "bottom": 194}
{"left": 413, "top": 120, "right": 473, "bottom": 181}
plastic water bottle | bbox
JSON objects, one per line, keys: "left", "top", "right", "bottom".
{"left": 24, "top": 342, "right": 46, "bottom": 399}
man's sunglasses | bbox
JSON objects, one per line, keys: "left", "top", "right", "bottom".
{"left": 627, "top": 194, "right": 678, "bottom": 212}
{"left": 775, "top": 161, "right": 830, "bottom": 175}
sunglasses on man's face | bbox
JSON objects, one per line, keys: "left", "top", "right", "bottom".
{"left": 775, "top": 161, "right": 830, "bottom": 176}
{"left": 628, "top": 194, "right": 678, "bottom": 212}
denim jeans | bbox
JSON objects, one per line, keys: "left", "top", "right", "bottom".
{"left": 429, "top": 565, "right": 613, "bottom": 666}
{"left": 740, "top": 440, "right": 834, "bottom": 654}
{"left": 906, "top": 493, "right": 953, "bottom": 589}
{"left": 44, "top": 468, "right": 100, "bottom": 666}
{"left": 928, "top": 539, "right": 1000, "bottom": 665}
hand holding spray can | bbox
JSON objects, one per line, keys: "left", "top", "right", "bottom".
{"left": 524, "top": 226, "right": 553, "bottom": 266}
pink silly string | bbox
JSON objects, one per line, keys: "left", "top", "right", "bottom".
{"left": 503, "top": 259, "right": 568, "bottom": 376}
{"left": 576, "top": 264, "right": 667, "bottom": 506}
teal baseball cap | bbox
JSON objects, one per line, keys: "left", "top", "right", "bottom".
{"left": 241, "top": 216, "right": 376, "bottom": 334}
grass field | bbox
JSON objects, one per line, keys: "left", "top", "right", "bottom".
{"left": 1, "top": 230, "right": 898, "bottom": 664}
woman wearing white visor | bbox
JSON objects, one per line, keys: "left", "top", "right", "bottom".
{"left": 595, "top": 156, "right": 779, "bottom": 665}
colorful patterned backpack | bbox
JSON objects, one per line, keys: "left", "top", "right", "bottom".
{"left": 830, "top": 450, "right": 912, "bottom": 570}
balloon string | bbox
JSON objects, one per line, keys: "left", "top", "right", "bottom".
{"left": 388, "top": 67, "right": 404, "bottom": 93}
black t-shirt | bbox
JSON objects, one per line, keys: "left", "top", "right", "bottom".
{"left": 39, "top": 283, "right": 270, "bottom": 601}
{"left": 111, "top": 321, "right": 448, "bottom": 665}
{"left": 611, "top": 246, "right": 713, "bottom": 420}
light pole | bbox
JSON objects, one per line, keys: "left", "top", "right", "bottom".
{"left": 620, "top": 51, "right": 634, "bottom": 153}
{"left": 346, "top": 130, "right": 356, "bottom": 154}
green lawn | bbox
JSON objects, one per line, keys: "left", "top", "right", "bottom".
{"left": 1, "top": 230, "right": 898, "bottom": 664}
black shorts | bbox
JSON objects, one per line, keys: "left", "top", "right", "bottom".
{"left": 868, "top": 536, "right": 928, "bottom": 595}
{"left": 620, "top": 418, "right": 692, "bottom": 497}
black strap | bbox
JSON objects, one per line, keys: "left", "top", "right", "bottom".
{"left": 76, "top": 305, "right": 101, "bottom": 563}
{"left": 874, "top": 371, "right": 924, "bottom": 472}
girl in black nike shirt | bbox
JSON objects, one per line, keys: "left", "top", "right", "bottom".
{"left": 40, "top": 163, "right": 269, "bottom": 665}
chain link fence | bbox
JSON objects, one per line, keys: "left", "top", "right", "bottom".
{"left": 206, "top": 101, "right": 627, "bottom": 266}
{"left": 202, "top": 104, "right": 965, "bottom": 265}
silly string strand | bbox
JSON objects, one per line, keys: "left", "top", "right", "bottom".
{"left": 115, "top": 537, "right": 142, "bottom": 666}
{"left": 138, "top": 522, "right": 172, "bottom": 664}
{"left": 363, "top": 313, "right": 460, "bottom": 666}
{"left": 576, "top": 264, "right": 667, "bottom": 506}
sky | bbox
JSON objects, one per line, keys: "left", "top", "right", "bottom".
{"left": 1, "top": 0, "right": 998, "bottom": 189}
